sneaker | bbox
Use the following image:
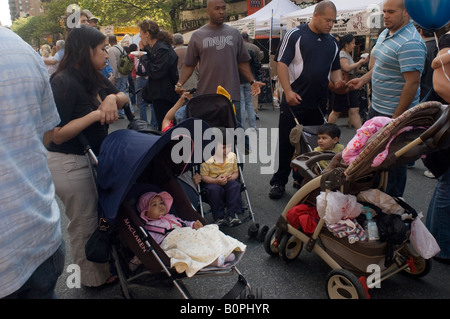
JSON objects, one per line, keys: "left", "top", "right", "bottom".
{"left": 424, "top": 170, "right": 435, "bottom": 179}
{"left": 226, "top": 215, "right": 242, "bottom": 227}
{"left": 269, "top": 184, "right": 285, "bottom": 199}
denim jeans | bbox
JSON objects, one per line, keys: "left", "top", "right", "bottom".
{"left": 3, "top": 241, "right": 65, "bottom": 299}
{"left": 368, "top": 107, "right": 407, "bottom": 197}
{"left": 115, "top": 76, "right": 134, "bottom": 116}
{"left": 136, "top": 77, "right": 157, "bottom": 128}
{"left": 231, "top": 99, "right": 251, "bottom": 152}
{"left": 136, "top": 77, "right": 148, "bottom": 122}
{"left": 240, "top": 83, "right": 256, "bottom": 130}
{"left": 426, "top": 168, "right": 450, "bottom": 259}
{"left": 232, "top": 99, "right": 241, "bottom": 124}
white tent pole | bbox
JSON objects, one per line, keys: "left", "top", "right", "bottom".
{"left": 269, "top": 9, "right": 273, "bottom": 54}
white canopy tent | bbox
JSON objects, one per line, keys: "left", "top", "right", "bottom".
{"left": 229, "top": 0, "right": 301, "bottom": 38}
{"left": 282, "top": 0, "right": 385, "bottom": 35}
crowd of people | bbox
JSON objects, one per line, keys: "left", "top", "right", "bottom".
{"left": 1, "top": 0, "right": 449, "bottom": 299}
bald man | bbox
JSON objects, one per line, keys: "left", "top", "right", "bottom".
{"left": 269, "top": 1, "right": 344, "bottom": 199}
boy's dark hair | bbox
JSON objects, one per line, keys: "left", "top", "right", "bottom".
{"left": 317, "top": 123, "right": 341, "bottom": 139}
{"left": 215, "top": 126, "right": 233, "bottom": 145}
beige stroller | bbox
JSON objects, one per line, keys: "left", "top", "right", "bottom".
{"left": 264, "top": 101, "right": 449, "bottom": 299}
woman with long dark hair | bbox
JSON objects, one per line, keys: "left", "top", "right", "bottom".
{"left": 47, "top": 25, "right": 128, "bottom": 287}
{"left": 328, "top": 34, "right": 368, "bottom": 129}
{"left": 138, "top": 19, "right": 179, "bottom": 131}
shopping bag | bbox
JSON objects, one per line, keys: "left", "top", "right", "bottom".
{"left": 409, "top": 213, "right": 440, "bottom": 259}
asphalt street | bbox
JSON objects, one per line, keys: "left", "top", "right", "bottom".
{"left": 55, "top": 102, "right": 450, "bottom": 301}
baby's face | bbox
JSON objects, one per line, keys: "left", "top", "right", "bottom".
{"left": 146, "top": 196, "right": 167, "bottom": 219}
{"left": 317, "top": 134, "right": 337, "bottom": 151}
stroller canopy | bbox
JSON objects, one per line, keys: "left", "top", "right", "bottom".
{"left": 97, "top": 118, "right": 209, "bottom": 224}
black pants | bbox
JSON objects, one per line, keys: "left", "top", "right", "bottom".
{"left": 152, "top": 98, "right": 175, "bottom": 131}
{"left": 270, "top": 102, "right": 325, "bottom": 187}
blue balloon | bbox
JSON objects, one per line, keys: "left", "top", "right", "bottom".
{"left": 405, "top": 0, "right": 450, "bottom": 31}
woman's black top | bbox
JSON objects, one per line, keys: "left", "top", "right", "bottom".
{"left": 48, "top": 70, "right": 118, "bottom": 155}
{"left": 141, "top": 40, "right": 179, "bottom": 104}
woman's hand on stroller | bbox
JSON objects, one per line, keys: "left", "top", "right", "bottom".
{"left": 98, "top": 94, "right": 120, "bottom": 125}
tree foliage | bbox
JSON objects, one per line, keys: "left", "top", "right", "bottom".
{"left": 78, "top": 0, "right": 195, "bottom": 32}
{"left": 10, "top": 0, "right": 202, "bottom": 45}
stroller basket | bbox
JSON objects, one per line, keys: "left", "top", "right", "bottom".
{"left": 320, "top": 229, "right": 392, "bottom": 275}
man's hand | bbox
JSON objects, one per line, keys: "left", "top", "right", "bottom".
{"left": 347, "top": 77, "right": 365, "bottom": 91}
{"left": 285, "top": 90, "right": 302, "bottom": 106}
{"left": 334, "top": 79, "right": 347, "bottom": 90}
{"left": 251, "top": 81, "right": 266, "bottom": 96}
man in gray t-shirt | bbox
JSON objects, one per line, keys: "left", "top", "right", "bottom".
{"left": 176, "top": 0, "right": 264, "bottom": 119}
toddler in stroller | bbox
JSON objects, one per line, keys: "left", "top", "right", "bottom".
{"left": 135, "top": 190, "right": 245, "bottom": 277}
{"left": 200, "top": 127, "right": 243, "bottom": 227}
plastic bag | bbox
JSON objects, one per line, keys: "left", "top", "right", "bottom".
{"left": 316, "top": 191, "right": 363, "bottom": 225}
{"left": 409, "top": 213, "right": 440, "bottom": 259}
{"left": 357, "top": 189, "right": 404, "bottom": 216}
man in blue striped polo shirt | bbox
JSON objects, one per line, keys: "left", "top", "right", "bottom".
{"left": 349, "top": 0, "right": 426, "bottom": 198}
{"left": 0, "top": 27, "right": 64, "bottom": 298}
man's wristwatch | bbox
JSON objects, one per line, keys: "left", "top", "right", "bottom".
{"left": 250, "top": 80, "right": 255, "bottom": 85}
{"left": 175, "top": 82, "right": 182, "bottom": 89}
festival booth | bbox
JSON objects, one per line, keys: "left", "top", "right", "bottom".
{"left": 282, "top": 0, "right": 385, "bottom": 38}
{"left": 228, "top": 0, "right": 301, "bottom": 39}
{"left": 281, "top": 0, "right": 385, "bottom": 61}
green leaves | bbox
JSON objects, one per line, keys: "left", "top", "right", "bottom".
{"left": 10, "top": 0, "right": 200, "bottom": 46}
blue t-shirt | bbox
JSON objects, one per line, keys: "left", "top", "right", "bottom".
{"left": 275, "top": 23, "right": 340, "bottom": 109}
{"left": 371, "top": 21, "right": 426, "bottom": 116}
{"left": 0, "top": 27, "right": 62, "bottom": 298}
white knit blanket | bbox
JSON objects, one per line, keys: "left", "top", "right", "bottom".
{"left": 160, "top": 224, "right": 246, "bottom": 277}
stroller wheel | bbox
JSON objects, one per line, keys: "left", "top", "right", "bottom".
{"left": 248, "top": 223, "right": 259, "bottom": 238}
{"left": 326, "top": 269, "right": 367, "bottom": 299}
{"left": 279, "top": 233, "right": 303, "bottom": 262}
{"left": 263, "top": 226, "right": 279, "bottom": 256}
{"left": 402, "top": 255, "right": 432, "bottom": 278}
{"left": 256, "top": 225, "right": 269, "bottom": 242}
{"left": 398, "top": 245, "right": 432, "bottom": 278}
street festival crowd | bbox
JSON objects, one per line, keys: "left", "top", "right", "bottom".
{"left": 1, "top": 0, "right": 450, "bottom": 298}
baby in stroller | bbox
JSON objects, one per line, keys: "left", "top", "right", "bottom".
{"left": 134, "top": 190, "right": 246, "bottom": 277}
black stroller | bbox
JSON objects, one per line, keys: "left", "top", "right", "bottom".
{"left": 93, "top": 119, "right": 258, "bottom": 299}
{"left": 185, "top": 93, "right": 269, "bottom": 241}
